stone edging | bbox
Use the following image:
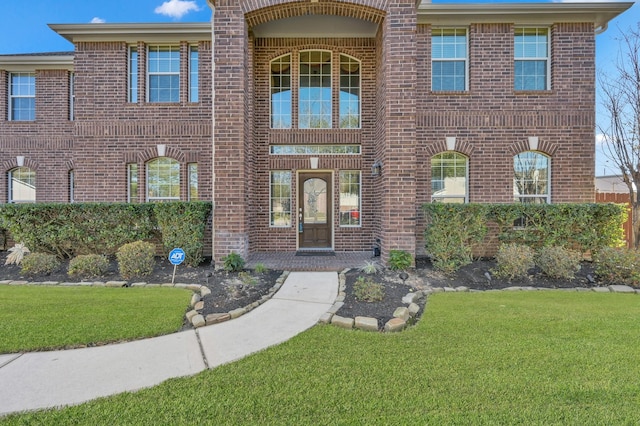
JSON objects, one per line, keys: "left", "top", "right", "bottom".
{"left": 317, "top": 271, "right": 640, "bottom": 333}
{"left": 0, "top": 271, "right": 291, "bottom": 329}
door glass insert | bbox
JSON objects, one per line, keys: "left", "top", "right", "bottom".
{"left": 303, "top": 178, "right": 327, "bottom": 224}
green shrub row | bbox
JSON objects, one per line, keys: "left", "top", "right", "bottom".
{"left": 493, "top": 244, "right": 582, "bottom": 281}
{"left": 423, "top": 203, "right": 627, "bottom": 273}
{"left": 0, "top": 201, "right": 212, "bottom": 266}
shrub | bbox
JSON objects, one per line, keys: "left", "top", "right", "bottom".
{"left": 492, "top": 243, "right": 535, "bottom": 281}
{"left": 535, "top": 246, "right": 582, "bottom": 280}
{"left": 359, "top": 260, "right": 382, "bottom": 275}
{"left": 353, "top": 276, "right": 384, "bottom": 302}
{"left": 116, "top": 241, "right": 156, "bottom": 280}
{"left": 593, "top": 247, "right": 640, "bottom": 287}
{"left": 222, "top": 252, "right": 245, "bottom": 272}
{"left": 253, "top": 263, "right": 268, "bottom": 274}
{"left": 388, "top": 250, "right": 413, "bottom": 271}
{"left": 20, "top": 253, "right": 61, "bottom": 276}
{"left": 238, "top": 271, "right": 257, "bottom": 286}
{"left": 68, "top": 254, "right": 110, "bottom": 278}
{"left": 5, "top": 243, "right": 30, "bottom": 265}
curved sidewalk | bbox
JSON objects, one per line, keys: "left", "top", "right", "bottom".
{"left": 0, "top": 271, "right": 338, "bottom": 416}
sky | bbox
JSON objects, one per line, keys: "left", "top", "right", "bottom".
{"left": 0, "top": 0, "right": 638, "bottom": 176}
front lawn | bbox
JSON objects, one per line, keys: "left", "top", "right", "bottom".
{"left": 0, "top": 285, "right": 191, "bottom": 353}
{"left": 3, "top": 291, "right": 639, "bottom": 424}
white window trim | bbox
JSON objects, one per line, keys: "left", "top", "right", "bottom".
{"left": 298, "top": 49, "right": 333, "bottom": 129}
{"left": 146, "top": 45, "right": 180, "bottom": 103}
{"left": 8, "top": 167, "right": 36, "bottom": 204}
{"left": 431, "top": 28, "right": 469, "bottom": 92}
{"left": 514, "top": 151, "right": 551, "bottom": 203}
{"left": 269, "top": 170, "right": 292, "bottom": 228}
{"left": 269, "top": 53, "right": 292, "bottom": 129}
{"left": 430, "top": 151, "right": 469, "bottom": 203}
{"left": 128, "top": 46, "right": 138, "bottom": 103}
{"left": 339, "top": 170, "right": 362, "bottom": 228}
{"left": 189, "top": 45, "right": 199, "bottom": 103}
{"left": 8, "top": 72, "right": 35, "bottom": 121}
{"left": 338, "top": 54, "right": 362, "bottom": 129}
{"left": 514, "top": 27, "right": 551, "bottom": 91}
{"left": 146, "top": 158, "right": 180, "bottom": 202}
{"left": 69, "top": 72, "right": 75, "bottom": 121}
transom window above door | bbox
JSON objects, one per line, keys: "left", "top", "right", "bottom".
{"left": 270, "top": 50, "right": 361, "bottom": 129}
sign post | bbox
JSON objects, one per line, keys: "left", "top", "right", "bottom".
{"left": 168, "top": 248, "right": 186, "bottom": 284}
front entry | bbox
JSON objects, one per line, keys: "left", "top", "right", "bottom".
{"left": 298, "top": 172, "right": 332, "bottom": 249}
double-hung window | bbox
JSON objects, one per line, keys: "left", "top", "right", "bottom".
{"left": 270, "top": 171, "right": 292, "bottom": 227}
{"left": 514, "top": 28, "right": 549, "bottom": 91}
{"left": 147, "top": 158, "right": 180, "bottom": 201}
{"left": 8, "top": 167, "right": 36, "bottom": 203}
{"left": 339, "top": 171, "right": 361, "bottom": 226}
{"left": 270, "top": 54, "right": 292, "bottom": 129}
{"left": 299, "top": 51, "right": 332, "bottom": 129}
{"left": 514, "top": 151, "right": 550, "bottom": 203}
{"left": 431, "top": 152, "right": 468, "bottom": 203}
{"left": 147, "top": 46, "right": 180, "bottom": 103}
{"left": 9, "top": 73, "right": 35, "bottom": 121}
{"left": 431, "top": 28, "right": 467, "bottom": 92}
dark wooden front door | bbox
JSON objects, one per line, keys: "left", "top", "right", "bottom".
{"left": 298, "top": 172, "right": 332, "bottom": 249}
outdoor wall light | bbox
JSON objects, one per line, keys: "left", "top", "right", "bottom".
{"left": 371, "top": 160, "right": 382, "bottom": 176}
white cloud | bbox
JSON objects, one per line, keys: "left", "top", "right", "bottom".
{"left": 596, "top": 133, "right": 608, "bottom": 145}
{"left": 154, "top": 0, "right": 201, "bottom": 19}
{"left": 90, "top": 17, "right": 106, "bottom": 24}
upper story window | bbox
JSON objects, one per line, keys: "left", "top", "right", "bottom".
{"left": 128, "top": 47, "right": 138, "bottom": 103}
{"left": 431, "top": 152, "right": 468, "bottom": 203}
{"left": 431, "top": 28, "right": 468, "bottom": 92}
{"left": 189, "top": 46, "right": 199, "bottom": 103}
{"left": 147, "top": 46, "right": 180, "bottom": 103}
{"left": 8, "top": 167, "right": 36, "bottom": 203}
{"left": 69, "top": 72, "right": 75, "bottom": 121}
{"left": 9, "top": 73, "right": 35, "bottom": 121}
{"left": 270, "top": 50, "right": 361, "bottom": 129}
{"left": 146, "top": 157, "right": 180, "bottom": 201}
{"left": 514, "top": 28, "right": 549, "bottom": 91}
{"left": 514, "top": 151, "right": 550, "bottom": 203}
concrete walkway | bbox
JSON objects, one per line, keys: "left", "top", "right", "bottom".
{"left": 0, "top": 271, "right": 338, "bottom": 416}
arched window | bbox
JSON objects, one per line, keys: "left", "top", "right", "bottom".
{"left": 514, "top": 151, "right": 550, "bottom": 203}
{"left": 8, "top": 167, "right": 36, "bottom": 203}
{"left": 146, "top": 158, "right": 180, "bottom": 202}
{"left": 431, "top": 152, "right": 468, "bottom": 203}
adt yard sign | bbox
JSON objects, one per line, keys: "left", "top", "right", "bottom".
{"left": 169, "top": 248, "right": 186, "bottom": 265}
{"left": 169, "top": 248, "right": 185, "bottom": 284}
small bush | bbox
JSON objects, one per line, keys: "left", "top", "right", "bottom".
{"left": 594, "top": 247, "right": 640, "bottom": 287}
{"left": 20, "top": 253, "right": 61, "bottom": 276}
{"left": 492, "top": 243, "right": 535, "bottom": 281}
{"left": 238, "top": 271, "right": 257, "bottom": 286}
{"left": 388, "top": 250, "right": 412, "bottom": 271}
{"left": 5, "top": 243, "right": 30, "bottom": 265}
{"left": 353, "top": 276, "right": 384, "bottom": 302}
{"left": 359, "top": 260, "right": 382, "bottom": 275}
{"left": 222, "top": 252, "right": 245, "bottom": 273}
{"left": 536, "top": 246, "right": 582, "bottom": 280}
{"left": 68, "top": 254, "right": 110, "bottom": 278}
{"left": 116, "top": 241, "right": 156, "bottom": 280}
{"left": 253, "top": 263, "right": 268, "bottom": 274}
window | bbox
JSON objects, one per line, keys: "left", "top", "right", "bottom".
{"left": 431, "top": 152, "right": 468, "bottom": 203}
{"left": 147, "top": 46, "right": 180, "bottom": 103}
{"left": 188, "top": 163, "right": 198, "bottom": 201}
{"left": 189, "top": 46, "right": 199, "bottom": 102}
{"left": 129, "top": 46, "right": 138, "bottom": 103}
{"left": 339, "top": 55, "right": 360, "bottom": 128}
{"left": 432, "top": 28, "right": 467, "bottom": 91}
{"left": 299, "top": 51, "right": 332, "bottom": 129}
{"left": 514, "top": 151, "right": 549, "bottom": 203}
{"left": 339, "top": 171, "right": 361, "bottom": 226}
{"left": 514, "top": 28, "right": 549, "bottom": 91}
{"left": 146, "top": 158, "right": 180, "bottom": 202}
{"left": 69, "top": 73, "right": 75, "bottom": 120}
{"left": 127, "top": 163, "right": 138, "bottom": 203}
{"left": 69, "top": 170, "right": 75, "bottom": 203}
{"left": 270, "top": 54, "right": 292, "bottom": 129}
{"left": 8, "top": 167, "right": 35, "bottom": 203}
{"left": 9, "top": 73, "right": 35, "bottom": 121}
{"left": 270, "top": 171, "right": 291, "bottom": 227}
{"left": 270, "top": 145, "right": 360, "bottom": 155}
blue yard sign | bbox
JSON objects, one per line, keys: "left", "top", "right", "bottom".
{"left": 169, "top": 248, "right": 186, "bottom": 265}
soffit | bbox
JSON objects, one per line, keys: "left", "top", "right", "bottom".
{"left": 0, "top": 53, "right": 74, "bottom": 71}
{"left": 251, "top": 15, "right": 378, "bottom": 38}
{"left": 49, "top": 23, "right": 212, "bottom": 44}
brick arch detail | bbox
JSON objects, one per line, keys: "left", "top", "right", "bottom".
{"left": 2, "top": 158, "right": 40, "bottom": 173}
{"left": 424, "top": 140, "right": 475, "bottom": 158}
{"left": 138, "top": 146, "right": 186, "bottom": 164}
{"left": 243, "top": 0, "right": 387, "bottom": 28}
{"left": 509, "top": 139, "right": 558, "bottom": 157}
{"left": 266, "top": 45, "right": 367, "bottom": 64}
{"left": 65, "top": 160, "right": 75, "bottom": 172}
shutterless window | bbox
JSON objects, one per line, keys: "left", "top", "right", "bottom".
{"left": 8, "top": 167, "right": 35, "bottom": 203}
{"left": 432, "top": 28, "right": 467, "bottom": 91}
{"left": 339, "top": 171, "right": 361, "bottom": 226}
{"left": 9, "top": 73, "right": 35, "bottom": 121}
{"left": 147, "top": 46, "right": 180, "bottom": 103}
{"left": 270, "top": 54, "right": 292, "bottom": 129}
{"left": 127, "top": 163, "right": 138, "bottom": 203}
{"left": 270, "top": 171, "right": 292, "bottom": 227}
{"left": 128, "top": 46, "right": 138, "bottom": 103}
{"left": 431, "top": 152, "right": 468, "bottom": 203}
{"left": 514, "top": 28, "right": 549, "bottom": 91}
{"left": 69, "top": 170, "right": 75, "bottom": 203}
{"left": 147, "top": 158, "right": 180, "bottom": 202}
{"left": 514, "top": 151, "right": 550, "bottom": 203}
{"left": 69, "top": 72, "right": 75, "bottom": 120}
{"left": 188, "top": 163, "right": 198, "bottom": 201}
{"left": 339, "top": 55, "right": 360, "bottom": 128}
{"left": 299, "top": 50, "right": 332, "bottom": 129}
{"left": 189, "top": 46, "right": 199, "bottom": 102}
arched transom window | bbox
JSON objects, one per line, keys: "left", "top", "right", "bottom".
{"left": 147, "top": 158, "right": 180, "bottom": 202}
{"left": 514, "top": 151, "right": 550, "bottom": 203}
{"left": 8, "top": 167, "right": 36, "bottom": 203}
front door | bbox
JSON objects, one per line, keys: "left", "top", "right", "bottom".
{"left": 298, "top": 172, "right": 332, "bottom": 249}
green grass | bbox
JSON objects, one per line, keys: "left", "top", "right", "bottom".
{"left": 0, "top": 285, "right": 191, "bottom": 353}
{"left": 3, "top": 292, "right": 640, "bottom": 425}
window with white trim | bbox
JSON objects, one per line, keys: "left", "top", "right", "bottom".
{"left": 270, "top": 54, "right": 292, "bottom": 129}
{"left": 9, "top": 73, "right": 35, "bottom": 121}
{"left": 188, "top": 163, "right": 198, "bottom": 201}
{"left": 432, "top": 28, "right": 468, "bottom": 92}
{"left": 146, "top": 158, "right": 180, "bottom": 202}
{"left": 8, "top": 167, "right": 36, "bottom": 203}
{"left": 339, "top": 171, "right": 361, "bottom": 226}
{"left": 147, "top": 46, "right": 180, "bottom": 103}
{"left": 514, "top": 151, "right": 550, "bottom": 203}
{"left": 270, "top": 171, "right": 292, "bottom": 227}
{"left": 339, "top": 55, "right": 360, "bottom": 128}
{"left": 431, "top": 152, "right": 468, "bottom": 203}
{"left": 127, "top": 163, "right": 138, "bottom": 203}
{"left": 128, "top": 46, "right": 138, "bottom": 103}
{"left": 299, "top": 50, "right": 332, "bottom": 129}
{"left": 69, "top": 72, "right": 75, "bottom": 120}
{"left": 514, "top": 28, "right": 549, "bottom": 91}
{"left": 189, "top": 46, "right": 199, "bottom": 102}
{"left": 69, "top": 170, "right": 75, "bottom": 203}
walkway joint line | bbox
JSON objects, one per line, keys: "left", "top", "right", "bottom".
{"left": 194, "top": 330, "right": 210, "bottom": 370}
{"left": 0, "top": 353, "right": 23, "bottom": 370}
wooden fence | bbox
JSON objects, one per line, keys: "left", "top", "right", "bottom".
{"left": 595, "top": 192, "right": 632, "bottom": 248}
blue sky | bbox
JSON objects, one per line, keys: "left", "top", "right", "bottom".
{"left": 0, "top": 0, "right": 637, "bottom": 175}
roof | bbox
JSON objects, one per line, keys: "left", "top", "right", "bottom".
{"left": 0, "top": 52, "right": 74, "bottom": 71}
{"left": 49, "top": 22, "right": 211, "bottom": 44}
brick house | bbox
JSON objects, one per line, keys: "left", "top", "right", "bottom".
{"left": 0, "top": 1, "right": 632, "bottom": 264}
